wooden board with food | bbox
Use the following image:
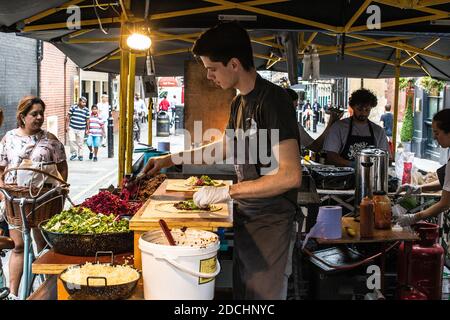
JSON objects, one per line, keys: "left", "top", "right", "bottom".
{"left": 140, "top": 199, "right": 229, "bottom": 219}
{"left": 165, "top": 176, "right": 227, "bottom": 192}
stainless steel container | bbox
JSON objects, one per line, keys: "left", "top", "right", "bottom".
{"left": 355, "top": 147, "right": 389, "bottom": 212}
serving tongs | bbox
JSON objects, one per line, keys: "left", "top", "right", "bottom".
{"left": 122, "top": 172, "right": 146, "bottom": 198}
{"left": 159, "top": 219, "right": 176, "bottom": 246}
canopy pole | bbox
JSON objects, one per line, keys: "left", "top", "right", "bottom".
{"left": 392, "top": 48, "right": 401, "bottom": 161}
{"left": 118, "top": 16, "right": 129, "bottom": 185}
{"left": 148, "top": 98, "right": 153, "bottom": 146}
{"left": 126, "top": 53, "right": 136, "bottom": 175}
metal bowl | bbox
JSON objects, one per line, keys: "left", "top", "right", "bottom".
{"left": 39, "top": 220, "right": 133, "bottom": 256}
{"left": 59, "top": 263, "right": 140, "bottom": 300}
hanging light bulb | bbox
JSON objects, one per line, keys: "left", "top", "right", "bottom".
{"left": 127, "top": 32, "right": 152, "bottom": 51}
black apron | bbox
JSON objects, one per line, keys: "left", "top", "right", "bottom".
{"left": 340, "top": 117, "right": 376, "bottom": 161}
{"left": 437, "top": 162, "right": 447, "bottom": 188}
{"left": 231, "top": 84, "right": 297, "bottom": 300}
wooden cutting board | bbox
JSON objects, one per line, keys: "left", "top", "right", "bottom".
{"left": 165, "top": 179, "right": 230, "bottom": 192}
{"left": 139, "top": 199, "right": 231, "bottom": 220}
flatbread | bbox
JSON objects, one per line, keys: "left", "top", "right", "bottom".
{"left": 155, "top": 202, "right": 222, "bottom": 214}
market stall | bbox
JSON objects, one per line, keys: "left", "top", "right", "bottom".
{"left": 1, "top": 0, "right": 449, "bottom": 301}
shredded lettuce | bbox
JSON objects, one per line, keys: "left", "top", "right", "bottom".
{"left": 43, "top": 207, "right": 129, "bottom": 234}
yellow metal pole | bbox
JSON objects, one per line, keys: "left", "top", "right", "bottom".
{"left": 148, "top": 98, "right": 153, "bottom": 146}
{"left": 392, "top": 49, "right": 401, "bottom": 161}
{"left": 118, "top": 49, "right": 129, "bottom": 185}
{"left": 126, "top": 53, "right": 136, "bottom": 175}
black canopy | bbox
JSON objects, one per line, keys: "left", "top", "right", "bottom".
{"left": 1, "top": 0, "right": 449, "bottom": 79}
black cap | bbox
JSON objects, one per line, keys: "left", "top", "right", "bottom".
{"left": 373, "top": 190, "right": 387, "bottom": 195}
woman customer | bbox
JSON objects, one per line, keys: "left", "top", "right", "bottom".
{"left": 86, "top": 105, "right": 104, "bottom": 162}
{"left": 396, "top": 109, "right": 450, "bottom": 226}
{"left": 0, "top": 96, "right": 68, "bottom": 299}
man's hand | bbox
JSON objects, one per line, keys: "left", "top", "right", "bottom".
{"left": 142, "top": 155, "right": 173, "bottom": 176}
{"left": 193, "top": 186, "right": 231, "bottom": 208}
{"left": 397, "top": 213, "right": 420, "bottom": 227}
{"left": 395, "top": 184, "right": 422, "bottom": 196}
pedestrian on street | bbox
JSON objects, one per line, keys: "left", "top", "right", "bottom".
{"left": 312, "top": 99, "right": 320, "bottom": 132}
{"left": 86, "top": 105, "right": 104, "bottom": 162}
{"left": 66, "top": 97, "right": 89, "bottom": 161}
{"left": 133, "top": 110, "right": 141, "bottom": 142}
{"left": 97, "top": 94, "right": 110, "bottom": 148}
{"left": 134, "top": 93, "right": 146, "bottom": 124}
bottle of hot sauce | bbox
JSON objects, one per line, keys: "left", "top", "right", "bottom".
{"left": 360, "top": 196, "right": 375, "bottom": 238}
{"left": 373, "top": 191, "right": 392, "bottom": 230}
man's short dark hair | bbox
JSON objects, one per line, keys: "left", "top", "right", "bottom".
{"left": 385, "top": 104, "right": 391, "bottom": 111}
{"left": 192, "top": 22, "right": 254, "bottom": 71}
{"left": 348, "top": 88, "right": 378, "bottom": 108}
{"left": 285, "top": 88, "right": 298, "bottom": 102}
{"left": 433, "top": 109, "right": 450, "bottom": 134}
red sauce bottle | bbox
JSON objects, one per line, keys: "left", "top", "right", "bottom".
{"left": 360, "top": 196, "right": 375, "bottom": 238}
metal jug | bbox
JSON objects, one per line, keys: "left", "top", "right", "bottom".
{"left": 355, "top": 147, "right": 389, "bottom": 212}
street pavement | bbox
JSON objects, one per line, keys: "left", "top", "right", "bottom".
{"left": 66, "top": 119, "right": 185, "bottom": 205}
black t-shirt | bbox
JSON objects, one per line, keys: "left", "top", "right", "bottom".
{"left": 226, "top": 74, "right": 300, "bottom": 208}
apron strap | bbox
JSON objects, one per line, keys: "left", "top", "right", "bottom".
{"left": 342, "top": 117, "right": 354, "bottom": 154}
{"left": 367, "top": 120, "right": 376, "bottom": 143}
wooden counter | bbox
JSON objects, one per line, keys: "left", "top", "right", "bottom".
{"left": 129, "top": 180, "right": 233, "bottom": 269}
{"left": 315, "top": 217, "right": 419, "bottom": 245}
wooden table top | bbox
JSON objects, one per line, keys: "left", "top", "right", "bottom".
{"left": 32, "top": 250, "right": 135, "bottom": 275}
{"left": 315, "top": 217, "right": 420, "bottom": 245}
{"left": 129, "top": 180, "right": 233, "bottom": 231}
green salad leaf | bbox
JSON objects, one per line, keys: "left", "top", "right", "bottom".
{"left": 43, "top": 207, "right": 129, "bottom": 234}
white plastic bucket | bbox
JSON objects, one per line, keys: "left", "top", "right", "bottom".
{"left": 139, "top": 229, "right": 221, "bottom": 300}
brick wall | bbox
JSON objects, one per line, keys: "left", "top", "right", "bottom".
{"left": 385, "top": 78, "right": 407, "bottom": 119}
{"left": 40, "top": 42, "right": 79, "bottom": 143}
{"left": 0, "top": 33, "right": 38, "bottom": 136}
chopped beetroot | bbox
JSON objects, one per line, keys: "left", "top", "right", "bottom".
{"left": 81, "top": 191, "right": 143, "bottom": 216}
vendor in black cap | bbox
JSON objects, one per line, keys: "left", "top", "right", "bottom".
{"left": 396, "top": 109, "right": 450, "bottom": 226}
{"left": 323, "top": 88, "right": 390, "bottom": 167}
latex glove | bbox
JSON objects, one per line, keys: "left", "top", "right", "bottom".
{"left": 193, "top": 186, "right": 231, "bottom": 208}
{"left": 397, "top": 213, "right": 420, "bottom": 227}
{"left": 392, "top": 204, "right": 408, "bottom": 219}
{"left": 395, "top": 184, "right": 422, "bottom": 196}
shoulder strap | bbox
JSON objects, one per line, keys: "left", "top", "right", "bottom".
{"left": 367, "top": 120, "right": 375, "bottom": 139}
{"left": 27, "top": 131, "right": 45, "bottom": 160}
{"left": 345, "top": 117, "right": 354, "bottom": 142}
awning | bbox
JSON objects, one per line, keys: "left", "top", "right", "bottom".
{"left": 0, "top": 0, "right": 449, "bottom": 79}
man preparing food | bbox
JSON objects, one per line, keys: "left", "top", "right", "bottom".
{"left": 141, "top": 22, "right": 302, "bottom": 300}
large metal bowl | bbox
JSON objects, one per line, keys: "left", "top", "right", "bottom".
{"left": 39, "top": 220, "right": 133, "bottom": 256}
{"left": 59, "top": 263, "right": 140, "bottom": 300}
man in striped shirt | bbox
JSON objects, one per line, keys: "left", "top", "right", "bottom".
{"left": 66, "top": 97, "right": 89, "bottom": 161}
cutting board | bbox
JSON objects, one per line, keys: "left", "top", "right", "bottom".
{"left": 165, "top": 179, "right": 230, "bottom": 192}
{"left": 139, "top": 199, "right": 232, "bottom": 220}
